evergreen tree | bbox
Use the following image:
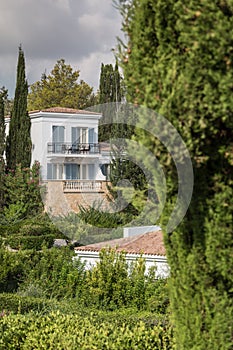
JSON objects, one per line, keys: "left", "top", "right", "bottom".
{"left": 0, "top": 88, "right": 6, "bottom": 208}
{"left": 28, "top": 59, "right": 97, "bottom": 111}
{"left": 98, "top": 63, "right": 146, "bottom": 216}
{"left": 98, "top": 62, "right": 124, "bottom": 140}
{"left": 99, "top": 62, "right": 122, "bottom": 104}
{"left": 116, "top": 0, "right": 233, "bottom": 348}
{"left": 6, "top": 46, "right": 31, "bottom": 170}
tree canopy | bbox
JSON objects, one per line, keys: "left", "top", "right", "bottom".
{"left": 28, "top": 59, "right": 97, "bottom": 111}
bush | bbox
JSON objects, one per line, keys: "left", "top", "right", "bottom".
{"left": 84, "top": 248, "right": 170, "bottom": 312}
{"left": 19, "top": 247, "right": 86, "bottom": 299}
{"left": 0, "top": 248, "right": 34, "bottom": 292}
{"left": 4, "top": 234, "right": 55, "bottom": 250}
{"left": 0, "top": 311, "right": 175, "bottom": 349}
{"left": 0, "top": 293, "right": 57, "bottom": 314}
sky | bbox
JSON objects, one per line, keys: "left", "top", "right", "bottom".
{"left": 0, "top": 0, "right": 123, "bottom": 98}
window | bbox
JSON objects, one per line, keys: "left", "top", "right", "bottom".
{"left": 47, "top": 164, "right": 63, "bottom": 180}
{"left": 71, "top": 127, "right": 88, "bottom": 145}
{"left": 52, "top": 126, "right": 65, "bottom": 153}
{"left": 64, "top": 163, "right": 95, "bottom": 180}
{"left": 88, "top": 164, "right": 95, "bottom": 179}
{"left": 65, "top": 164, "right": 80, "bottom": 180}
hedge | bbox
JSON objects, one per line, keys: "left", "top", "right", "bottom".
{"left": 3, "top": 234, "right": 55, "bottom": 250}
{"left": 0, "top": 311, "right": 175, "bottom": 349}
{"left": 0, "top": 293, "right": 58, "bottom": 314}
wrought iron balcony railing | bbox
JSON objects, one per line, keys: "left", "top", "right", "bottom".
{"left": 47, "top": 142, "right": 100, "bottom": 154}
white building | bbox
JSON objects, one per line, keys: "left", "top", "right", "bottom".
{"left": 74, "top": 228, "right": 169, "bottom": 278}
{"left": 5, "top": 107, "right": 111, "bottom": 214}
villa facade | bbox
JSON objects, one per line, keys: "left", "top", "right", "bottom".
{"left": 5, "top": 107, "right": 111, "bottom": 214}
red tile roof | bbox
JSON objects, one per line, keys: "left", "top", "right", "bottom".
{"left": 75, "top": 230, "right": 166, "bottom": 256}
{"left": 29, "top": 107, "right": 100, "bottom": 115}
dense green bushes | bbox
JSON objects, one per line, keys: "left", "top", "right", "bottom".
{"left": 0, "top": 248, "right": 34, "bottom": 292}
{"left": 84, "top": 248, "right": 169, "bottom": 312}
{"left": 3, "top": 234, "right": 55, "bottom": 250}
{"left": 0, "top": 214, "right": 66, "bottom": 251}
{"left": 0, "top": 293, "right": 59, "bottom": 314}
{"left": 0, "top": 311, "right": 174, "bottom": 349}
{"left": 0, "top": 245, "right": 169, "bottom": 312}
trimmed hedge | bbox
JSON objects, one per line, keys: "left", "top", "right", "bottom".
{"left": 4, "top": 234, "right": 55, "bottom": 250}
{"left": 0, "top": 311, "right": 175, "bottom": 349}
{"left": 0, "top": 293, "right": 58, "bottom": 314}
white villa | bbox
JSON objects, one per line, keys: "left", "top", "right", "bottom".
{"left": 5, "top": 107, "right": 111, "bottom": 214}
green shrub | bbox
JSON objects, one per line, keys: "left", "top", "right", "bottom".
{"left": 78, "top": 203, "right": 133, "bottom": 228}
{"left": 4, "top": 234, "right": 55, "bottom": 250}
{"left": 0, "top": 222, "right": 22, "bottom": 237}
{"left": 0, "top": 293, "right": 57, "bottom": 314}
{"left": 3, "top": 162, "right": 43, "bottom": 221}
{"left": 19, "top": 247, "right": 86, "bottom": 299}
{"left": 84, "top": 248, "right": 169, "bottom": 312}
{"left": 0, "top": 248, "right": 34, "bottom": 292}
{"left": 0, "top": 312, "right": 175, "bottom": 349}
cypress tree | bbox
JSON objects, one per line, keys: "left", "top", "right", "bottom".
{"left": 6, "top": 46, "right": 31, "bottom": 170}
{"left": 99, "top": 62, "right": 122, "bottom": 104}
{"left": 0, "top": 88, "right": 6, "bottom": 208}
{"left": 98, "top": 62, "right": 123, "bottom": 142}
{"left": 117, "top": 0, "right": 233, "bottom": 348}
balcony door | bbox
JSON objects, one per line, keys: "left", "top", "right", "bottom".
{"left": 65, "top": 164, "right": 80, "bottom": 180}
{"left": 65, "top": 164, "right": 95, "bottom": 180}
{"left": 52, "top": 126, "right": 64, "bottom": 153}
{"left": 72, "top": 127, "right": 88, "bottom": 146}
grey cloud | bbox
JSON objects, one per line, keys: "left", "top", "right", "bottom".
{"left": 0, "top": 0, "right": 122, "bottom": 96}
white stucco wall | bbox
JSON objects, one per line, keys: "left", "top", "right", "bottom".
{"left": 74, "top": 250, "right": 169, "bottom": 278}
{"left": 123, "top": 225, "right": 161, "bottom": 238}
{"left": 30, "top": 111, "right": 103, "bottom": 180}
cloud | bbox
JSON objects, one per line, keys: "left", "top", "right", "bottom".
{"left": 0, "top": 0, "right": 122, "bottom": 97}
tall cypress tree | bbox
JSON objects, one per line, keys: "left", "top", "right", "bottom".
{"left": 98, "top": 62, "right": 123, "bottom": 142}
{"left": 6, "top": 46, "right": 31, "bottom": 170}
{"left": 99, "top": 62, "right": 122, "bottom": 104}
{"left": 0, "top": 88, "right": 6, "bottom": 208}
{"left": 117, "top": 0, "right": 233, "bottom": 348}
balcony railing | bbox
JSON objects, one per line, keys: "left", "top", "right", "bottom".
{"left": 47, "top": 142, "right": 100, "bottom": 154}
{"left": 63, "top": 180, "right": 104, "bottom": 192}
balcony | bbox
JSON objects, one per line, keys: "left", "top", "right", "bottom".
{"left": 63, "top": 180, "right": 105, "bottom": 192}
{"left": 47, "top": 142, "right": 100, "bottom": 155}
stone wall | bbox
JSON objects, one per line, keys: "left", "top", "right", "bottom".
{"left": 43, "top": 181, "right": 111, "bottom": 216}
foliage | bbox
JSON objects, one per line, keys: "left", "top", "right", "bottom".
{"left": 0, "top": 214, "right": 61, "bottom": 238}
{"left": 78, "top": 203, "right": 132, "bottom": 228}
{"left": 0, "top": 213, "right": 65, "bottom": 250}
{"left": 0, "top": 293, "right": 58, "bottom": 314}
{"left": 0, "top": 88, "right": 6, "bottom": 208}
{"left": 0, "top": 248, "right": 34, "bottom": 292}
{"left": 4, "top": 234, "right": 55, "bottom": 250}
{"left": 0, "top": 239, "right": 170, "bottom": 314}
{"left": 84, "top": 248, "right": 169, "bottom": 312}
{"left": 116, "top": 0, "right": 233, "bottom": 348}
{"left": 0, "top": 311, "right": 174, "bottom": 349}
{"left": 6, "top": 46, "right": 31, "bottom": 171}
{"left": 28, "top": 58, "right": 97, "bottom": 111}
{"left": 18, "top": 247, "right": 86, "bottom": 300}
{"left": 98, "top": 62, "right": 125, "bottom": 142}
{"left": 99, "top": 62, "right": 123, "bottom": 104}
{"left": 2, "top": 161, "right": 43, "bottom": 221}
{"left": 85, "top": 248, "right": 131, "bottom": 309}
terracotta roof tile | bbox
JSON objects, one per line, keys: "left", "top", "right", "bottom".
{"left": 29, "top": 107, "right": 100, "bottom": 115}
{"left": 75, "top": 230, "right": 166, "bottom": 256}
